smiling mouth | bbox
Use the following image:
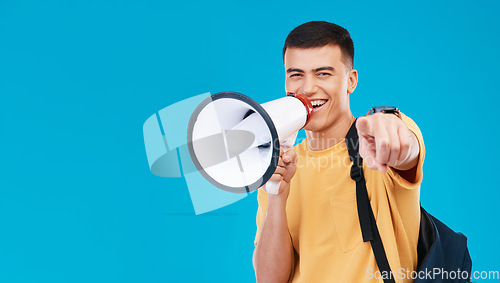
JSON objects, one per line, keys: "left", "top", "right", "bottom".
{"left": 311, "top": 99, "right": 328, "bottom": 110}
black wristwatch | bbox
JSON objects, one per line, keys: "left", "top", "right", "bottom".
{"left": 367, "top": 106, "right": 401, "bottom": 119}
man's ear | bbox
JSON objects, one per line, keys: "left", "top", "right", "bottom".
{"left": 347, "top": 69, "right": 358, "bottom": 94}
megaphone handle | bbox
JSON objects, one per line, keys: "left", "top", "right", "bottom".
{"left": 265, "top": 180, "right": 281, "bottom": 195}
{"left": 265, "top": 132, "right": 299, "bottom": 195}
{"left": 265, "top": 145, "right": 292, "bottom": 195}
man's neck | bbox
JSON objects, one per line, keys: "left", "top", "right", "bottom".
{"left": 306, "top": 114, "right": 356, "bottom": 151}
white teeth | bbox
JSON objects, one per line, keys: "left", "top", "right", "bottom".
{"left": 311, "top": 100, "right": 327, "bottom": 107}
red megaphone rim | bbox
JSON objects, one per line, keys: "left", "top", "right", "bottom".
{"left": 287, "top": 92, "right": 313, "bottom": 127}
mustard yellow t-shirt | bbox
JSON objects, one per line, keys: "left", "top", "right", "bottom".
{"left": 255, "top": 114, "right": 425, "bottom": 283}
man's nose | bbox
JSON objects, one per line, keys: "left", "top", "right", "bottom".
{"left": 301, "top": 76, "right": 318, "bottom": 96}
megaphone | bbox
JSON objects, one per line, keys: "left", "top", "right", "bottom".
{"left": 187, "top": 92, "right": 313, "bottom": 195}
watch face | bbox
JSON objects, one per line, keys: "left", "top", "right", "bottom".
{"left": 368, "top": 106, "right": 400, "bottom": 115}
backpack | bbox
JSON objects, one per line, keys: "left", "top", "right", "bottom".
{"left": 345, "top": 120, "right": 472, "bottom": 283}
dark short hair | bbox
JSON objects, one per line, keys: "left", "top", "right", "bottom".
{"left": 283, "top": 21, "right": 355, "bottom": 69}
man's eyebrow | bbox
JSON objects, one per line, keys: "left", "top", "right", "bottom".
{"left": 286, "top": 66, "right": 335, "bottom": 73}
{"left": 314, "top": 66, "right": 335, "bottom": 72}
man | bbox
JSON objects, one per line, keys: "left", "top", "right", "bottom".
{"left": 253, "top": 21, "right": 425, "bottom": 282}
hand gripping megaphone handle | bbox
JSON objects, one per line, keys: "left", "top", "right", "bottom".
{"left": 265, "top": 131, "right": 298, "bottom": 195}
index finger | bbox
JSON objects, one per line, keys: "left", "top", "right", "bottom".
{"left": 356, "top": 116, "right": 373, "bottom": 137}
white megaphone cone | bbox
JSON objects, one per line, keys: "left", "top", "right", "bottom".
{"left": 187, "top": 92, "right": 313, "bottom": 194}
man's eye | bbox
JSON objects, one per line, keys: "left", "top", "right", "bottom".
{"left": 318, "top": 72, "right": 332, "bottom": 77}
{"left": 289, "top": 73, "right": 302, "bottom": 78}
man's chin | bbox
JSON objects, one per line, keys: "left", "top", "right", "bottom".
{"left": 304, "top": 123, "right": 325, "bottom": 135}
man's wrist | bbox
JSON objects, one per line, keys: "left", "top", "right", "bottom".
{"left": 268, "top": 193, "right": 288, "bottom": 209}
{"left": 367, "top": 106, "right": 401, "bottom": 119}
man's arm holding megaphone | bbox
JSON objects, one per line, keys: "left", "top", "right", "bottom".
{"left": 253, "top": 148, "right": 298, "bottom": 283}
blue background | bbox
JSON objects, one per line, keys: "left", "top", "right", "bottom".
{"left": 1, "top": 0, "right": 499, "bottom": 282}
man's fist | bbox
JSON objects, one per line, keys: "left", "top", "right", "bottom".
{"left": 356, "top": 113, "right": 419, "bottom": 173}
{"left": 266, "top": 148, "right": 298, "bottom": 198}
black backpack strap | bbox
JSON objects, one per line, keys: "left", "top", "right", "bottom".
{"left": 346, "top": 120, "right": 395, "bottom": 283}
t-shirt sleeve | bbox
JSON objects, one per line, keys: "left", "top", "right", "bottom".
{"left": 387, "top": 113, "right": 425, "bottom": 190}
{"left": 254, "top": 187, "right": 268, "bottom": 246}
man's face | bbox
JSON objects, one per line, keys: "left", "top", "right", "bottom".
{"left": 284, "top": 44, "right": 357, "bottom": 133}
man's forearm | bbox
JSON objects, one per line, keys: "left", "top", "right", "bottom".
{"left": 253, "top": 196, "right": 293, "bottom": 283}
